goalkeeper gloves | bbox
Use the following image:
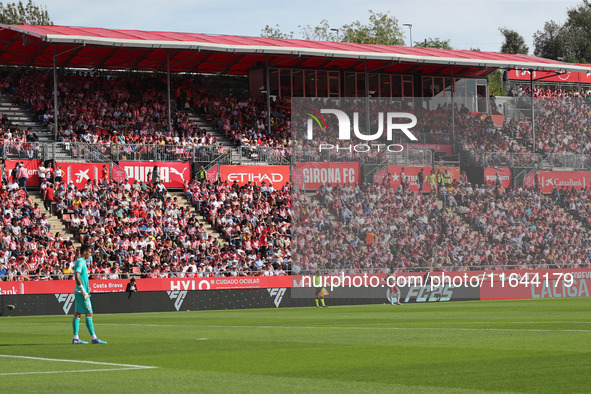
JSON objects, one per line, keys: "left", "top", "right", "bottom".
{"left": 78, "top": 289, "right": 89, "bottom": 300}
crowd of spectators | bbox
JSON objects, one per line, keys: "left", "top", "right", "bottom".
{"left": 510, "top": 85, "right": 591, "bottom": 98}
{"left": 4, "top": 69, "right": 224, "bottom": 158}
{"left": 3, "top": 167, "right": 591, "bottom": 279}
{"left": 2, "top": 71, "right": 591, "bottom": 279}
{"left": 456, "top": 183, "right": 591, "bottom": 267}
{"left": 200, "top": 95, "right": 291, "bottom": 149}
{"left": 184, "top": 178, "right": 291, "bottom": 275}
{"left": 5, "top": 68, "right": 591, "bottom": 158}
{"left": 7, "top": 68, "right": 591, "bottom": 159}
{"left": 0, "top": 116, "right": 40, "bottom": 159}
{"left": 291, "top": 172, "right": 591, "bottom": 272}
{"left": 0, "top": 174, "right": 78, "bottom": 281}
{"left": 292, "top": 177, "right": 488, "bottom": 273}
{"left": 505, "top": 85, "right": 591, "bottom": 155}
{"left": 0, "top": 172, "right": 291, "bottom": 280}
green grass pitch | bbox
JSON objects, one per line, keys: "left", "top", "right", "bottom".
{"left": 0, "top": 298, "right": 589, "bottom": 393}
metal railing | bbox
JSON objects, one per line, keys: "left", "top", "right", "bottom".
{"left": 471, "top": 151, "right": 591, "bottom": 170}
{"left": 292, "top": 148, "right": 372, "bottom": 163}
{"left": 205, "top": 150, "right": 233, "bottom": 171}
{"left": 36, "top": 142, "right": 227, "bottom": 163}
{"left": 363, "top": 162, "right": 387, "bottom": 184}
{"left": 543, "top": 154, "right": 591, "bottom": 170}
{"left": 502, "top": 97, "right": 528, "bottom": 122}
{"left": 472, "top": 152, "right": 542, "bottom": 168}
{"left": 2, "top": 141, "right": 42, "bottom": 160}
{"left": 291, "top": 148, "right": 434, "bottom": 166}
{"left": 3, "top": 141, "right": 293, "bottom": 165}
{"left": 387, "top": 149, "right": 432, "bottom": 166}
{"left": 235, "top": 146, "right": 291, "bottom": 165}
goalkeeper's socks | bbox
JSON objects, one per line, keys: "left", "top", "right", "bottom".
{"left": 321, "top": 299, "right": 326, "bottom": 307}
{"left": 85, "top": 317, "right": 96, "bottom": 337}
{"left": 73, "top": 317, "right": 80, "bottom": 337}
{"left": 315, "top": 299, "right": 319, "bottom": 307}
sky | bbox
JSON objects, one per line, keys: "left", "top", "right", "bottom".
{"left": 37, "top": 0, "right": 583, "bottom": 53}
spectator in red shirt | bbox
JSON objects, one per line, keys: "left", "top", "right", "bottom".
{"left": 43, "top": 182, "right": 54, "bottom": 214}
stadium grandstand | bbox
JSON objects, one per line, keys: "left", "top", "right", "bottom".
{"left": 0, "top": 23, "right": 591, "bottom": 281}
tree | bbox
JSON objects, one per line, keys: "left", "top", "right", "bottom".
{"left": 414, "top": 37, "right": 452, "bottom": 49}
{"left": 260, "top": 24, "right": 293, "bottom": 39}
{"left": 562, "top": 0, "right": 591, "bottom": 62}
{"left": 0, "top": 0, "right": 52, "bottom": 25}
{"left": 340, "top": 10, "right": 405, "bottom": 45}
{"left": 298, "top": 19, "right": 338, "bottom": 42}
{"left": 260, "top": 10, "right": 405, "bottom": 45}
{"left": 533, "top": 20, "right": 566, "bottom": 60}
{"left": 499, "top": 28, "right": 528, "bottom": 54}
{"left": 487, "top": 69, "right": 506, "bottom": 97}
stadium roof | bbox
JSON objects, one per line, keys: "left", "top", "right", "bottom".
{"left": 1, "top": 24, "right": 590, "bottom": 77}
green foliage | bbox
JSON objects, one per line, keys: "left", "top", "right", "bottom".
{"left": 298, "top": 19, "right": 338, "bottom": 41}
{"left": 260, "top": 24, "right": 293, "bottom": 39}
{"left": 562, "top": 0, "right": 591, "bottom": 62}
{"left": 487, "top": 69, "right": 506, "bottom": 96}
{"left": 0, "top": 0, "right": 52, "bottom": 25}
{"left": 414, "top": 37, "right": 453, "bottom": 49}
{"left": 261, "top": 10, "right": 405, "bottom": 46}
{"left": 499, "top": 28, "right": 529, "bottom": 54}
{"left": 533, "top": 21, "right": 566, "bottom": 60}
{"left": 532, "top": 0, "right": 591, "bottom": 62}
{"left": 340, "top": 10, "right": 405, "bottom": 45}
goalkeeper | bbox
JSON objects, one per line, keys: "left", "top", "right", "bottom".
{"left": 72, "top": 245, "right": 107, "bottom": 344}
{"left": 383, "top": 273, "right": 402, "bottom": 305}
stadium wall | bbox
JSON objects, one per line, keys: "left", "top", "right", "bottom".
{"left": 1, "top": 269, "right": 588, "bottom": 316}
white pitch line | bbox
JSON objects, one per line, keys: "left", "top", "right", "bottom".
{"left": 4, "top": 322, "right": 590, "bottom": 332}
{"left": 94, "top": 323, "right": 591, "bottom": 333}
{"left": 0, "top": 354, "right": 157, "bottom": 369}
{"left": 5, "top": 320, "right": 591, "bottom": 326}
{"left": 195, "top": 325, "right": 591, "bottom": 333}
{"left": 427, "top": 321, "right": 591, "bottom": 325}
{"left": 0, "top": 368, "right": 151, "bottom": 376}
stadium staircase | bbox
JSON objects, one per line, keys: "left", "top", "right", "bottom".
{"left": 173, "top": 191, "right": 228, "bottom": 247}
{"left": 0, "top": 95, "right": 74, "bottom": 162}
{"left": 434, "top": 197, "right": 481, "bottom": 239}
{"left": 0, "top": 96, "right": 45, "bottom": 135}
{"left": 307, "top": 191, "right": 342, "bottom": 225}
{"left": 495, "top": 124, "right": 524, "bottom": 149}
{"left": 187, "top": 110, "right": 262, "bottom": 165}
{"left": 555, "top": 204, "right": 591, "bottom": 235}
{"left": 28, "top": 192, "right": 82, "bottom": 249}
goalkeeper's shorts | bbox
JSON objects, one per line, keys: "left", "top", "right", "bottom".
{"left": 74, "top": 292, "right": 93, "bottom": 314}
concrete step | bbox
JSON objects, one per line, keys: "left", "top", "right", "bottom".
{"left": 1, "top": 111, "right": 32, "bottom": 117}
{"left": 172, "top": 191, "right": 228, "bottom": 246}
{"left": 307, "top": 191, "right": 340, "bottom": 223}
{"left": 30, "top": 191, "right": 81, "bottom": 247}
{"left": 556, "top": 205, "right": 591, "bottom": 235}
{"left": 0, "top": 100, "right": 65, "bottom": 147}
{"left": 9, "top": 118, "right": 36, "bottom": 124}
{"left": 187, "top": 112, "right": 238, "bottom": 148}
{"left": 435, "top": 197, "right": 483, "bottom": 240}
{"left": 0, "top": 105, "right": 22, "bottom": 111}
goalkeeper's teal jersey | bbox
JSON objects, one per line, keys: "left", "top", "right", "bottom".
{"left": 73, "top": 257, "right": 89, "bottom": 293}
